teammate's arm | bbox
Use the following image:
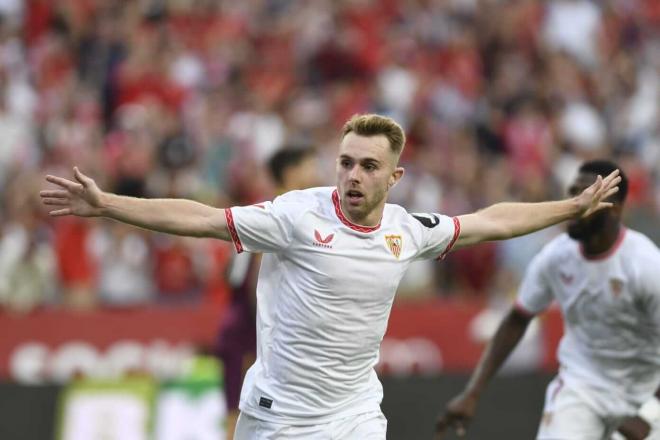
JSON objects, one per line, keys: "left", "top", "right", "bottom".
{"left": 435, "top": 307, "right": 534, "bottom": 439}
{"left": 40, "top": 168, "right": 230, "bottom": 240}
{"left": 454, "top": 170, "right": 620, "bottom": 248}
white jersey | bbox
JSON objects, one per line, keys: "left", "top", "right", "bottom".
{"left": 224, "top": 187, "right": 460, "bottom": 424}
{"left": 516, "top": 229, "right": 660, "bottom": 410}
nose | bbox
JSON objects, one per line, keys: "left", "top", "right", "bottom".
{"left": 348, "top": 165, "right": 361, "bottom": 183}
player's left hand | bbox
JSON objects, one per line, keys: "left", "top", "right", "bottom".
{"left": 616, "top": 416, "right": 651, "bottom": 440}
{"left": 574, "top": 169, "right": 621, "bottom": 218}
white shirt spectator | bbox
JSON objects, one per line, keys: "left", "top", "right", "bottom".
{"left": 543, "top": 0, "right": 602, "bottom": 67}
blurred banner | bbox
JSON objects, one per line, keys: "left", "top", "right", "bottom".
{"left": 378, "top": 300, "right": 563, "bottom": 375}
{"left": 0, "top": 300, "right": 562, "bottom": 383}
{"left": 56, "top": 357, "right": 226, "bottom": 440}
{"left": 0, "top": 305, "right": 223, "bottom": 383}
{"left": 0, "top": 374, "right": 551, "bottom": 440}
{"left": 57, "top": 378, "right": 156, "bottom": 440}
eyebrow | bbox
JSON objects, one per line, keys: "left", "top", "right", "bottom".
{"left": 339, "top": 154, "right": 381, "bottom": 165}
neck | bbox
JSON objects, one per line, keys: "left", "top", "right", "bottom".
{"left": 340, "top": 200, "right": 384, "bottom": 228}
{"left": 580, "top": 224, "right": 623, "bottom": 258}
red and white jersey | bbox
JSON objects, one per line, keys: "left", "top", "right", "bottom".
{"left": 516, "top": 229, "right": 660, "bottom": 409}
{"left": 224, "top": 186, "right": 460, "bottom": 424}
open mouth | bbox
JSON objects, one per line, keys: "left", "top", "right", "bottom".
{"left": 346, "top": 189, "right": 364, "bottom": 205}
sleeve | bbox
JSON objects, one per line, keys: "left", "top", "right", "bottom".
{"left": 515, "top": 250, "right": 554, "bottom": 316}
{"left": 411, "top": 213, "right": 461, "bottom": 260}
{"left": 225, "top": 191, "right": 306, "bottom": 254}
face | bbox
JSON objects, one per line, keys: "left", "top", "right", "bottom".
{"left": 336, "top": 132, "right": 403, "bottom": 224}
{"left": 566, "top": 171, "right": 619, "bottom": 240}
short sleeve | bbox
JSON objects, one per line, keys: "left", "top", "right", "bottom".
{"left": 515, "top": 251, "right": 554, "bottom": 316}
{"left": 225, "top": 191, "right": 307, "bottom": 254}
{"left": 412, "top": 213, "right": 461, "bottom": 260}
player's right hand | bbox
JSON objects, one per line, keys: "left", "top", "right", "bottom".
{"left": 574, "top": 169, "right": 621, "bottom": 218}
{"left": 40, "top": 167, "right": 104, "bottom": 217}
{"left": 434, "top": 392, "right": 478, "bottom": 439}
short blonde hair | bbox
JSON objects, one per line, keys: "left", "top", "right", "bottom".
{"left": 342, "top": 114, "right": 406, "bottom": 155}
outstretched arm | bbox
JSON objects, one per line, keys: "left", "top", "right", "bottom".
{"left": 455, "top": 170, "right": 621, "bottom": 248}
{"left": 40, "top": 167, "right": 230, "bottom": 240}
{"left": 435, "top": 307, "right": 533, "bottom": 439}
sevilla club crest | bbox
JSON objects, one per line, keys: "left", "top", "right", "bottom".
{"left": 385, "top": 235, "right": 403, "bottom": 259}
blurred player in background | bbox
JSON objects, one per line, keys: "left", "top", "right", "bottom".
{"left": 40, "top": 114, "right": 620, "bottom": 439}
{"left": 437, "top": 160, "right": 660, "bottom": 440}
{"left": 217, "top": 147, "right": 319, "bottom": 437}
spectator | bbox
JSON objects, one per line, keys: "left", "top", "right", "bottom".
{"left": 0, "top": 0, "right": 657, "bottom": 310}
{"left": 89, "top": 220, "right": 153, "bottom": 306}
{"left": 0, "top": 175, "right": 56, "bottom": 313}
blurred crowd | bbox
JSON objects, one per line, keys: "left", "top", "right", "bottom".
{"left": 0, "top": 0, "right": 658, "bottom": 313}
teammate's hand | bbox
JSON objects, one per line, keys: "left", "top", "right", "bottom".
{"left": 434, "top": 392, "right": 478, "bottom": 439}
{"left": 575, "top": 169, "right": 621, "bottom": 218}
{"left": 40, "top": 167, "right": 105, "bottom": 217}
{"left": 616, "top": 416, "right": 651, "bottom": 440}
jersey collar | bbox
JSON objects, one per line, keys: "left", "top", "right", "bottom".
{"left": 332, "top": 189, "right": 381, "bottom": 233}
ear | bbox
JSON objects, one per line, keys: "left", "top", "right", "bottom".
{"left": 389, "top": 166, "right": 405, "bottom": 189}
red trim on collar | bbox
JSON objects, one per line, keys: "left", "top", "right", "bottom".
{"left": 580, "top": 228, "right": 626, "bottom": 261}
{"left": 332, "top": 189, "right": 381, "bottom": 233}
